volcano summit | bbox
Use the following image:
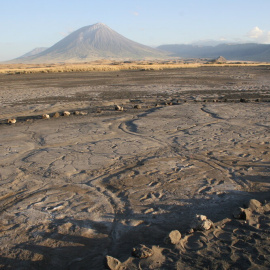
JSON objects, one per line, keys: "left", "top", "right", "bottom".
{"left": 14, "top": 23, "right": 167, "bottom": 63}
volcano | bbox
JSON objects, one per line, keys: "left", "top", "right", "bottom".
{"left": 14, "top": 23, "right": 167, "bottom": 63}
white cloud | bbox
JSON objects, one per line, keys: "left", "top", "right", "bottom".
{"left": 247, "top": 26, "right": 270, "bottom": 43}
{"left": 247, "top": 26, "right": 263, "bottom": 39}
{"left": 133, "top": 11, "right": 139, "bottom": 16}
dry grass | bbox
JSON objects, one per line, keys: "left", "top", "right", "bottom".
{"left": 0, "top": 60, "right": 270, "bottom": 75}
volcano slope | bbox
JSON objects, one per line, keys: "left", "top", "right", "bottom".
{"left": 12, "top": 23, "right": 167, "bottom": 63}
{"left": 0, "top": 66, "right": 270, "bottom": 269}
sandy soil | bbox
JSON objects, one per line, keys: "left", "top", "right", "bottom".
{"left": 0, "top": 66, "right": 270, "bottom": 269}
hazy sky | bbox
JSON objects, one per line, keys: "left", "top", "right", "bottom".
{"left": 1, "top": 0, "right": 270, "bottom": 61}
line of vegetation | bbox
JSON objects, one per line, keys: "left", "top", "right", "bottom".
{"left": 1, "top": 61, "right": 270, "bottom": 75}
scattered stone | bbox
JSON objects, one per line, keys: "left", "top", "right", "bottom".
{"left": 63, "top": 111, "right": 71, "bottom": 116}
{"left": 134, "top": 104, "right": 142, "bottom": 109}
{"left": 106, "top": 255, "right": 121, "bottom": 270}
{"left": 189, "top": 214, "right": 213, "bottom": 232}
{"left": 263, "top": 202, "right": 270, "bottom": 212}
{"left": 164, "top": 230, "right": 181, "bottom": 245}
{"left": 42, "top": 114, "right": 50, "bottom": 119}
{"left": 7, "top": 118, "right": 16, "bottom": 124}
{"left": 233, "top": 207, "right": 252, "bottom": 220}
{"left": 96, "top": 108, "right": 102, "bottom": 113}
{"left": 240, "top": 98, "right": 246, "bottom": 103}
{"left": 74, "top": 110, "right": 87, "bottom": 116}
{"left": 115, "top": 105, "right": 123, "bottom": 111}
{"left": 233, "top": 207, "right": 245, "bottom": 219}
{"left": 246, "top": 199, "right": 262, "bottom": 211}
{"left": 132, "top": 244, "right": 153, "bottom": 258}
{"left": 53, "top": 112, "right": 60, "bottom": 118}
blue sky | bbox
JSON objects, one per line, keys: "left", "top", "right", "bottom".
{"left": 1, "top": 0, "right": 270, "bottom": 61}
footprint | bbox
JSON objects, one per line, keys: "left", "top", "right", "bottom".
{"left": 148, "top": 181, "right": 160, "bottom": 187}
{"left": 210, "top": 178, "right": 217, "bottom": 185}
{"left": 184, "top": 233, "right": 207, "bottom": 251}
{"left": 140, "top": 191, "right": 163, "bottom": 201}
{"left": 213, "top": 228, "right": 233, "bottom": 242}
{"left": 140, "top": 193, "right": 152, "bottom": 201}
{"left": 198, "top": 186, "right": 212, "bottom": 194}
{"left": 45, "top": 203, "right": 66, "bottom": 211}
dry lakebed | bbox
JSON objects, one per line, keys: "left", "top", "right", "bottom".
{"left": 0, "top": 66, "right": 270, "bottom": 269}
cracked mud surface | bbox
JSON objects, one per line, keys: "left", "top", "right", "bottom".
{"left": 0, "top": 66, "right": 270, "bottom": 269}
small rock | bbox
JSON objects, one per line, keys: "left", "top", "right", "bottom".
{"left": 74, "top": 111, "right": 87, "bottom": 116}
{"left": 42, "top": 114, "right": 50, "bottom": 119}
{"left": 246, "top": 199, "right": 262, "bottom": 211}
{"left": 134, "top": 104, "right": 142, "bottom": 109}
{"left": 63, "top": 111, "right": 71, "bottom": 116}
{"left": 190, "top": 214, "right": 213, "bottom": 232}
{"left": 164, "top": 230, "right": 181, "bottom": 244}
{"left": 115, "top": 105, "right": 123, "bottom": 111}
{"left": 233, "top": 207, "right": 245, "bottom": 219}
{"left": 53, "top": 112, "right": 60, "bottom": 118}
{"left": 263, "top": 202, "right": 270, "bottom": 212}
{"left": 106, "top": 255, "right": 121, "bottom": 270}
{"left": 96, "top": 108, "right": 102, "bottom": 113}
{"left": 132, "top": 244, "right": 153, "bottom": 258}
{"left": 7, "top": 118, "right": 16, "bottom": 124}
{"left": 198, "top": 220, "right": 213, "bottom": 231}
{"left": 196, "top": 215, "right": 207, "bottom": 221}
{"left": 233, "top": 207, "right": 252, "bottom": 220}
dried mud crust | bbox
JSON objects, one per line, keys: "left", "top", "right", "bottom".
{"left": 0, "top": 67, "right": 270, "bottom": 269}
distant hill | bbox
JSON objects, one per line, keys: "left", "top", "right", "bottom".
{"left": 11, "top": 23, "right": 167, "bottom": 63}
{"left": 18, "top": 47, "right": 48, "bottom": 58}
{"left": 158, "top": 43, "right": 270, "bottom": 62}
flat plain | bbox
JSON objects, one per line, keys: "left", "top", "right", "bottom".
{"left": 0, "top": 66, "right": 270, "bottom": 269}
